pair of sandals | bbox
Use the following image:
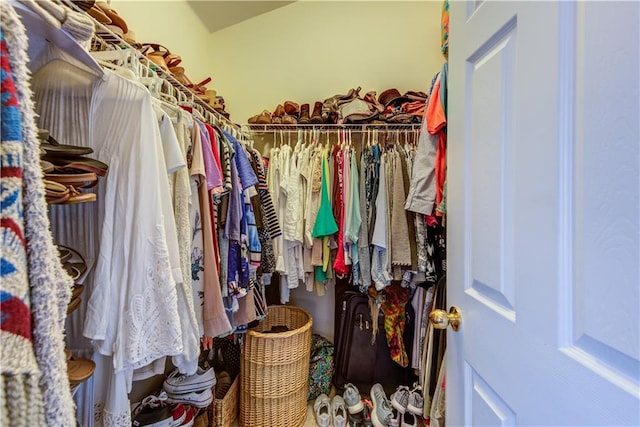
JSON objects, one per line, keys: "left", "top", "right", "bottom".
{"left": 248, "top": 101, "right": 300, "bottom": 125}
{"left": 83, "top": 1, "right": 131, "bottom": 40}
{"left": 40, "top": 130, "right": 108, "bottom": 205}
{"left": 139, "top": 44, "right": 215, "bottom": 105}
{"left": 140, "top": 43, "right": 182, "bottom": 73}
{"left": 58, "top": 244, "right": 87, "bottom": 315}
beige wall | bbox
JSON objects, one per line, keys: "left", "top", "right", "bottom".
{"left": 103, "top": 0, "right": 443, "bottom": 343}
{"left": 108, "top": 1, "right": 444, "bottom": 123}
{"left": 110, "top": 0, "right": 213, "bottom": 87}
{"left": 209, "top": 0, "right": 444, "bottom": 123}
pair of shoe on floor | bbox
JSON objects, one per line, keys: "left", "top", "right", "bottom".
{"left": 314, "top": 393, "right": 348, "bottom": 427}
{"left": 388, "top": 384, "right": 424, "bottom": 427}
{"left": 342, "top": 382, "right": 423, "bottom": 427}
{"left": 161, "top": 367, "right": 216, "bottom": 409}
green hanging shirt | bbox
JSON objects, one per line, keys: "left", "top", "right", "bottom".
{"left": 312, "top": 148, "right": 338, "bottom": 238}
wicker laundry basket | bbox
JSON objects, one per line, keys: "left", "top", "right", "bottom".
{"left": 239, "top": 305, "right": 313, "bottom": 427}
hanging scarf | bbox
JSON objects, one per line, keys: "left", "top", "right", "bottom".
{"left": 1, "top": 4, "right": 76, "bottom": 425}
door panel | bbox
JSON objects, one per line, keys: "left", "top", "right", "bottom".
{"left": 467, "top": 365, "right": 516, "bottom": 427}
{"left": 467, "top": 15, "right": 517, "bottom": 321}
{"left": 560, "top": 1, "right": 639, "bottom": 395}
{"left": 448, "top": 1, "right": 639, "bottom": 425}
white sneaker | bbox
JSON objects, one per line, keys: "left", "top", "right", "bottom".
{"left": 406, "top": 386, "right": 424, "bottom": 417}
{"left": 390, "top": 385, "right": 410, "bottom": 414}
{"left": 165, "top": 388, "right": 213, "bottom": 409}
{"left": 332, "top": 395, "right": 348, "bottom": 427}
{"left": 314, "top": 393, "right": 332, "bottom": 427}
{"left": 163, "top": 367, "right": 216, "bottom": 394}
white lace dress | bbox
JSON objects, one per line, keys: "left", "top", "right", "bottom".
{"left": 32, "top": 53, "right": 184, "bottom": 426}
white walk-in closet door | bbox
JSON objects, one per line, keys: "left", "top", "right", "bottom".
{"left": 446, "top": 1, "right": 639, "bottom": 425}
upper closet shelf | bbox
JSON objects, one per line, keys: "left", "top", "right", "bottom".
{"left": 245, "top": 123, "right": 422, "bottom": 132}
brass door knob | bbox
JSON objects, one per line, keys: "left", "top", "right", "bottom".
{"left": 429, "top": 306, "right": 461, "bottom": 332}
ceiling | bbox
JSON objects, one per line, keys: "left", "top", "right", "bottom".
{"left": 187, "top": 1, "right": 296, "bottom": 33}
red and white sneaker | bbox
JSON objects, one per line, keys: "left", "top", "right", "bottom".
{"left": 170, "top": 403, "right": 186, "bottom": 426}
{"left": 180, "top": 406, "right": 195, "bottom": 427}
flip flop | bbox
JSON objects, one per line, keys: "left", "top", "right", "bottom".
{"left": 57, "top": 245, "right": 73, "bottom": 264}
{"left": 58, "top": 244, "right": 88, "bottom": 282}
{"left": 46, "top": 172, "right": 98, "bottom": 189}
{"left": 72, "top": 284, "right": 84, "bottom": 300}
{"left": 41, "top": 159, "right": 55, "bottom": 174}
{"left": 67, "top": 354, "right": 96, "bottom": 385}
{"left": 43, "top": 154, "right": 108, "bottom": 177}
{"left": 67, "top": 296, "right": 81, "bottom": 314}
{"left": 64, "top": 188, "right": 97, "bottom": 205}
{"left": 41, "top": 135, "right": 93, "bottom": 157}
{"left": 45, "top": 180, "right": 71, "bottom": 204}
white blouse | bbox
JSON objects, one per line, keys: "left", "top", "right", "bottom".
{"left": 33, "top": 54, "right": 186, "bottom": 426}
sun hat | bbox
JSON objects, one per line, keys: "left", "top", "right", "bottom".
{"left": 378, "top": 88, "right": 412, "bottom": 107}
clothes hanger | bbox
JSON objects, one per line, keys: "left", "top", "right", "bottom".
{"left": 11, "top": 0, "right": 105, "bottom": 78}
{"left": 159, "top": 79, "right": 179, "bottom": 105}
{"left": 91, "top": 48, "right": 143, "bottom": 81}
{"left": 348, "top": 129, "right": 353, "bottom": 152}
{"left": 295, "top": 129, "right": 303, "bottom": 152}
{"left": 139, "top": 65, "right": 163, "bottom": 99}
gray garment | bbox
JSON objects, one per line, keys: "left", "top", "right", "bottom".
{"left": 218, "top": 230, "right": 229, "bottom": 297}
{"left": 357, "top": 152, "right": 372, "bottom": 292}
{"left": 416, "top": 213, "right": 428, "bottom": 273}
{"left": 439, "top": 62, "right": 448, "bottom": 114}
{"left": 224, "top": 155, "right": 242, "bottom": 241}
{"left": 404, "top": 113, "right": 438, "bottom": 215}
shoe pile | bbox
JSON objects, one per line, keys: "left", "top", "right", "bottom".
{"left": 70, "top": 2, "right": 227, "bottom": 118}
{"left": 339, "top": 383, "right": 424, "bottom": 427}
{"left": 131, "top": 392, "right": 195, "bottom": 427}
{"left": 39, "top": 129, "right": 108, "bottom": 205}
{"left": 131, "top": 367, "right": 215, "bottom": 427}
{"left": 247, "top": 88, "right": 428, "bottom": 126}
{"left": 162, "top": 367, "right": 216, "bottom": 409}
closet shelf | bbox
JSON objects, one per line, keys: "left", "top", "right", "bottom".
{"left": 61, "top": 0, "right": 245, "bottom": 138}
{"left": 244, "top": 123, "right": 422, "bottom": 133}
